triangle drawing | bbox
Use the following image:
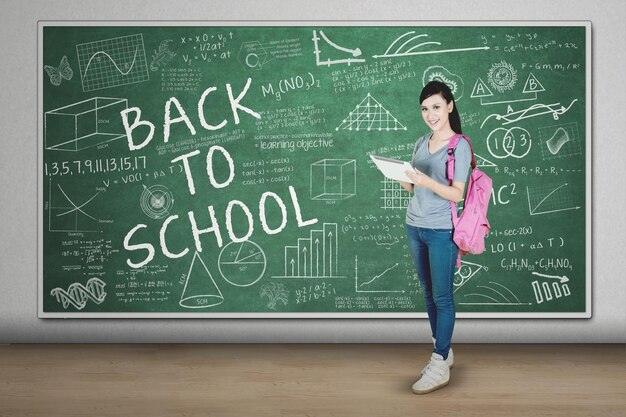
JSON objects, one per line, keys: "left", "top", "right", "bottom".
{"left": 453, "top": 260, "right": 485, "bottom": 293}
{"left": 471, "top": 77, "right": 493, "bottom": 98}
{"left": 523, "top": 73, "right": 545, "bottom": 94}
{"left": 474, "top": 153, "right": 497, "bottom": 168}
{"left": 336, "top": 93, "right": 407, "bottom": 132}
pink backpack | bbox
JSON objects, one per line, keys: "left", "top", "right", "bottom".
{"left": 447, "top": 134, "right": 492, "bottom": 268}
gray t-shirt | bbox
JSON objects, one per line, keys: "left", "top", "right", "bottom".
{"left": 405, "top": 132, "right": 472, "bottom": 229}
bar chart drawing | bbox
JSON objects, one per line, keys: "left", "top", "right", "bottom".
{"left": 272, "top": 223, "right": 344, "bottom": 279}
{"left": 531, "top": 272, "right": 572, "bottom": 304}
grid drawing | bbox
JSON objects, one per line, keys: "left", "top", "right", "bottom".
{"left": 76, "top": 34, "right": 149, "bottom": 92}
{"left": 537, "top": 122, "right": 582, "bottom": 160}
{"left": 381, "top": 178, "right": 411, "bottom": 209}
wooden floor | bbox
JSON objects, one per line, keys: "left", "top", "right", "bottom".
{"left": 0, "top": 344, "right": 624, "bottom": 417}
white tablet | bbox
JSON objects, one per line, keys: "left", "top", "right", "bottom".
{"left": 369, "top": 154, "right": 414, "bottom": 183}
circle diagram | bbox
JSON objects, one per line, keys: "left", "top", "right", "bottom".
{"left": 218, "top": 241, "right": 267, "bottom": 287}
{"left": 487, "top": 61, "right": 517, "bottom": 93}
{"left": 140, "top": 185, "right": 174, "bottom": 219}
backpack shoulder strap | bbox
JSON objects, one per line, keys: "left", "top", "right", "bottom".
{"left": 453, "top": 135, "right": 477, "bottom": 169}
{"left": 446, "top": 134, "right": 465, "bottom": 269}
{"left": 446, "top": 133, "right": 463, "bottom": 184}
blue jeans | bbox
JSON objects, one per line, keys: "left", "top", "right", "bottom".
{"left": 406, "top": 225, "right": 458, "bottom": 360}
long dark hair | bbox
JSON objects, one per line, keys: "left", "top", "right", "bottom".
{"left": 419, "top": 81, "right": 463, "bottom": 134}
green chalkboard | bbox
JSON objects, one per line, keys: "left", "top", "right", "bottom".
{"left": 38, "top": 22, "right": 591, "bottom": 317}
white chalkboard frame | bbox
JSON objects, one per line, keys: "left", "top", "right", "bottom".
{"left": 37, "top": 20, "right": 592, "bottom": 318}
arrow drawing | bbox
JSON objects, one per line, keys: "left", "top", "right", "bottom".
{"left": 314, "top": 238, "right": 320, "bottom": 276}
{"left": 531, "top": 272, "right": 570, "bottom": 283}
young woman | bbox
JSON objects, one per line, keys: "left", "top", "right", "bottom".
{"left": 400, "top": 80, "right": 472, "bottom": 395}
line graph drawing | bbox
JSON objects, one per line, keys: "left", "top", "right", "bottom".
{"left": 480, "top": 99, "right": 578, "bottom": 129}
{"left": 273, "top": 223, "right": 344, "bottom": 279}
{"left": 50, "top": 277, "right": 106, "bottom": 310}
{"left": 48, "top": 179, "right": 109, "bottom": 232}
{"left": 354, "top": 256, "right": 404, "bottom": 294}
{"left": 458, "top": 281, "right": 531, "bottom": 306}
{"left": 336, "top": 93, "right": 407, "bottom": 131}
{"left": 526, "top": 183, "right": 581, "bottom": 216}
{"left": 84, "top": 48, "right": 138, "bottom": 77}
{"left": 538, "top": 122, "right": 582, "bottom": 160}
{"left": 218, "top": 240, "right": 267, "bottom": 287}
{"left": 360, "top": 263, "right": 399, "bottom": 287}
{"left": 312, "top": 30, "right": 365, "bottom": 67}
{"left": 373, "top": 31, "right": 488, "bottom": 59}
{"left": 76, "top": 34, "right": 149, "bottom": 92}
{"left": 179, "top": 251, "right": 224, "bottom": 309}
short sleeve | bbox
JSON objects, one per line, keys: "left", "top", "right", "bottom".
{"left": 453, "top": 138, "right": 472, "bottom": 183}
{"left": 411, "top": 134, "right": 428, "bottom": 159}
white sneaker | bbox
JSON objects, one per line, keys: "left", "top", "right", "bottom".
{"left": 421, "top": 338, "right": 454, "bottom": 374}
{"left": 412, "top": 353, "right": 450, "bottom": 395}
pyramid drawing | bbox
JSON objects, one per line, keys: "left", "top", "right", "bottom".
{"left": 336, "top": 94, "right": 407, "bottom": 132}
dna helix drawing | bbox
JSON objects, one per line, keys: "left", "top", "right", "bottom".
{"left": 50, "top": 278, "right": 107, "bottom": 310}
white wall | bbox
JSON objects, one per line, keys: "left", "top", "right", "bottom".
{"left": 1, "top": 0, "right": 624, "bottom": 342}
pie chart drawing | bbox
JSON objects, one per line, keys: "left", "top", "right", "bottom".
{"left": 218, "top": 241, "right": 267, "bottom": 287}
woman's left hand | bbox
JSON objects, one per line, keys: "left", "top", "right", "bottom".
{"left": 404, "top": 168, "right": 435, "bottom": 189}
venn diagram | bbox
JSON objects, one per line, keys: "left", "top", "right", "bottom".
{"left": 486, "top": 127, "right": 532, "bottom": 159}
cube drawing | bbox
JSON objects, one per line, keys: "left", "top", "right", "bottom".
{"left": 45, "top": 97, "right": 128, "bottom": 151}
{"left": 310, "top": 159, "right": 356, "bottom": 200}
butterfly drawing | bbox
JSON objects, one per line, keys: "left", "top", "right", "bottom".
{"left": 44, "top": 55, "right": 73, "bottom": 86}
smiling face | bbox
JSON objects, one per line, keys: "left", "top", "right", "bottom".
{"left": 420, "top": 93, "right": 454, "bottom": 133}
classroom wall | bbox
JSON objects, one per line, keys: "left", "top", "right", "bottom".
{"left": 1, "top": 0, "right": 624, "bottom": 343}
